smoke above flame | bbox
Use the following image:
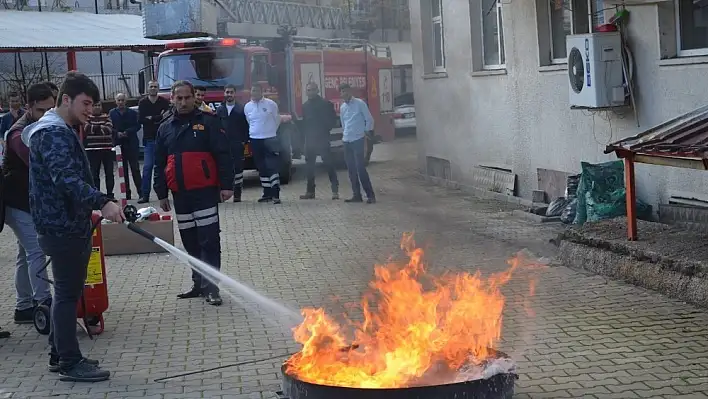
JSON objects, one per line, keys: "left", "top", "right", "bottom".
{"left": 284, "top": 233, "right": 540, "bottom": 389}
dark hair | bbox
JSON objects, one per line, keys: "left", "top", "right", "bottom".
{"left": 57, "top": 72, "right": 100, "bottom": 106}
{"left": 194, "top": 85, "right": 207, "bottom": 92}
{"left": 339, "top": 83, "right": 352, "bottom": 91}
{"left": 42, "top": 81, "right": 59, "bottom": 93}
{"left": 224, "top": 84, "right": 237, "bottom": 91}
{"left": 27, "top": 83, "right": 55, "bottom": 106}
{"left": 171, "top": 80, "right": 194, "bottom": 95}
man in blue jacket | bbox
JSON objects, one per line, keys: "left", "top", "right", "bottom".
{"left": 109, "top": 93, "right": 142, "bottom": 200}
{"left": 24, "top": 72, "right": 124, "bottom": 382}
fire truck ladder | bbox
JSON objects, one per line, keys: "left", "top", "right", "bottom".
{"left": 290, "top": 37, "right": 392, "bottom": 59}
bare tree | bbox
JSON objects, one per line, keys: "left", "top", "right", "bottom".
{"left": 0, "top": 52, "right": 62, "bottom": 102}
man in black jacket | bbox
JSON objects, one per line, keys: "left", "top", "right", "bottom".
{"left": 300, "top": 83, "right": 339, "bottom": 200}
{"left": 154, "top": 81, "right": 233, "bottom": 306}
{"left": 137, "top": 80, "right": 170, "bottom": 203}
{"left": 216, "top": 84, "right": 249, "bottom": 202}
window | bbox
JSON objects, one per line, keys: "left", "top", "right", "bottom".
{"left": 549, "top": 0, "right": 590, "bottom": 62}
{"left": 676, "top": 0, "right": 708, "bottom": 56}
{"left": 157, "top": 50, "right": 246, "bottom": 90}
{"left": 432, "top": 0, "right": 445, "bottom": 71}
{"left": 251, "top": 54, "right": 269, "bottom": 82}
{"left": 482, "top": 0, "right": 505, "bottom": 67}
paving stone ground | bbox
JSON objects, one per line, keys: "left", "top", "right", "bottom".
{"left": 0, "top": 137, "right": 707, "bottom": 398}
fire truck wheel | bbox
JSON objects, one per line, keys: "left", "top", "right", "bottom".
{"left": 33, "top": 305, "right": 51, "bottom": 335}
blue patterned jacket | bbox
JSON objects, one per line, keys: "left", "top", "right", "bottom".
{"left": 22, "top": 109, "right": 111, "bottom": 238}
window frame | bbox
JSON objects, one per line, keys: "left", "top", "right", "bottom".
{"left": 548, "top": 0, "right": 596, "bottom": 65}
{"left": 675, "top": 0, "right": 708, "bottom": 57}
{"left": 481, "top": 0, "right": 506, "bottom": 69}
{"left": 251, "top": 53, "right": 269, "bottom": 83}
{"left": 431, "top": 0, "right": 446, "bottom": 72}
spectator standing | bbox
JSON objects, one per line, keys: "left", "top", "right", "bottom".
{"left": 84, "top": 101, "right": 116, "bottom": 199}
{"left": 1, "top": 91, "right": 25, "bottom": 136}
{"left": 137, "top": 81, "right": 170, "bottom": 203}
{"left": 299, "top": 82, "right": 339, "bottom": 200}
{"left": 25, "top": 71, "right": 123, "bottom": 382}
{"left": 109, "top": 93, "right": 142, "bottom": 200}
{"left": 244, "top": 86, "right": 282, "bottom": 204}
{"left": 3, "top": 83, "right": 55, "bottom": 324}
{"left": 338, "top": 83, "right": 376, "bottom": 204}
{"left": 216, "top": 84, "right": 249, "bottom": 202}
{"left": 194, "top": 85, "right": 214, "bottom": 114}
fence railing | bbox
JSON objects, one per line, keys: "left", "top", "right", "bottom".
{"left": 0, "top": 72, "right": 141, "bottom": 101}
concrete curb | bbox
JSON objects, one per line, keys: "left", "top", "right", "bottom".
{"left": 419, "top": 173, "right": 534, "bottom": 207}
{"left": 511, "top": 210, "right": 561, "bottom": 224}
{"left": 558, "top": 235, "right": 708, "bottom": 308}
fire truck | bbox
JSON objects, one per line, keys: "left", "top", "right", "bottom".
{"left": 138, "top": 33, "right": 395, "bottom": 183}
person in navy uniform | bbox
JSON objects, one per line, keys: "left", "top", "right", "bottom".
{"left": 153, "top": 81, "right": 234, "bottom": 306}
{"left": 216, "top": 84, "right": 249, "bottom": 202}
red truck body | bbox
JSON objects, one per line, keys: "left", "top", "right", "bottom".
{"left": 151, "top": 37, "right": 395, "bottom": 180}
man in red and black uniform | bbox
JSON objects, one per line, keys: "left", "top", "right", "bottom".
{"left": 154, "top": 80, "right": 233, "bottom": 306}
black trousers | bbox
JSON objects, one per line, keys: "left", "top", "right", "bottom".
{"left": 120, "top": 144, "right": 142, "bottom": 198}
{"left": 173, "top": 190, "right": 221, "bottom": 295}
{"left": 87, "top": 149, "right": 115, "bottom": 197}
{"left": 232, "top": 141, "right": 244, "bottom": 197}
{"left": 250, "top": 137, "right": 281, "bottom": 199}
{"left": 305, "top": 141, "right": 339, "bottom": 194}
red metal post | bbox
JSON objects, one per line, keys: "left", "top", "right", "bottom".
{"left": 66, "top": 51, "right": 77, "bottom": 71}
{"left": 624, "top": 156, "right": 638, "bottom": 241}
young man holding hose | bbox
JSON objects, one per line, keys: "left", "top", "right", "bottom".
{"left": 25, "top": 72, "right": 124, "bottom": 382}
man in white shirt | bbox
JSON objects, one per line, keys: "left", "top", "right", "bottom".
{"left": 339, "top": 83, "right": 376, "bottom": 204}
{"left": 244, "top": 85, "right": 282, "bottom": 204}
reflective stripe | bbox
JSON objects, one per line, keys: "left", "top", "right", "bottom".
{"left": 176, "top": 213, "right": 193, "bottom": 222}
{"left": 234, "top": 178, "right": 244, "bottom": 185}
{"left": 269, "top": 173, "right": 279, "bottom": 181}
{"left": 195, "top": 215, "right": 219, "bottom": 227}
{"left": 178, "top": 221, "right": 196, "bottom": 230}
{"left": 261, "top": 182, "right": 272, "bottom": 188}
{"left": 234, "top": 173, "right": 244, "bottom": 179}
{"left": 193, "top": 206, "right": 217, "bottom": 219}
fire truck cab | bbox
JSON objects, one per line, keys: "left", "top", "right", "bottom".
{"left": 140, "top": 35, "right": 395, "bottom": 183}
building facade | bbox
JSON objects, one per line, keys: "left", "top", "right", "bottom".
{"left": 410, "top": 0, "right": 708, "bottom": 208}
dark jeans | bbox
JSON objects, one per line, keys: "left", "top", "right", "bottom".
{"left": 305, "top": 141, "right": 338, "bottom": 194}
{"left": 38, "top": 235, "right": 92, "bottom": 369}
{"left": 173, "top": 191, "right": 221, "bottom": 295}
{"left": 120, "top": 144, "right": 142, "bottom": 198}
{"left": 343, "top": 137, "right": 374, "bottom": 199}
{"left": 251, "top": 137, "right": 281, "bottom": 199}
{"left": 141, "top": 140, "right": 156, "bottom": 199}
{"left": 87, "top": 149, "right": 114, "bottom": 197}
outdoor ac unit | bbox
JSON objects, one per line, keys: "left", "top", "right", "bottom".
{"left": 566, "top": 32, "right": 625, "bottom": 108}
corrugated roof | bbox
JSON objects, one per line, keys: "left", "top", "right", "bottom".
{"left": 0, "top": 10, "right": 172, "bottom": 51}
{"left": 606, "top": 104, "right": 708, "bottom": 159}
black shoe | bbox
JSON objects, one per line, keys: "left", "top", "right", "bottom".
{"left": 300, "top": 192, "right": 315, "bottom": 200}
{"left": 205, "top": 292, "right": 223, "bottom": 306}
{"left": 58, "top": 359, "right": 110, "bottom": 382}
{"left": 14, "top": 308, "right": 34, "bottom": 324}
{"left": 49, "top": 355, "right": 99, "bottom": 373}
{"left": 137, "top": 197, "right": 149, "bottom": 204}
{"left": 332, "top": 192, "right": 340, "bottom": 200}
{"left": 273, "top": 198, "right": 282, "bottom": 204}
{"left": 177, "top": 286, "right": 202, "bottom": 299}
{"left": 0, "top": 328, "right": 9, "bottom": 339}
{"left": 258, "top": 196, "right": 272, "bottom": 203}
{"left": 233, "top": 196, "right": 242, "bottom": 203}
{"left": 344, "top": 197, "right": 363, "bottom": 203}
{"left": 367, "top": 197, "right": 376, "bottom": 204}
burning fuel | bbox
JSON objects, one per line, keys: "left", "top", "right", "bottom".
{"left": 284, "top": 233, "right": 543, "bottom": 389}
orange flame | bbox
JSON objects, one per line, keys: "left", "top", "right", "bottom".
{"left": 285, "top": 233, "right": 537, "bottom": 389}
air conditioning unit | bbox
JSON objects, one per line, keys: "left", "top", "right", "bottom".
{"left": 566, "top": 32, "right": 625, "bottom": 108}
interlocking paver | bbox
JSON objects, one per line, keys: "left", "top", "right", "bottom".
{"left": 0, "top": 137, "right": 707, "bottom": 398}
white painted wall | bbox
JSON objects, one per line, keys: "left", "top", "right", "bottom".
{"left": 410, "top": 0, "right": 708, "bottom": 208}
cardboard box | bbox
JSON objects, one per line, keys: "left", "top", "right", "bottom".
{"left": 101, "top": 219, "right": 175, "bottom": 256}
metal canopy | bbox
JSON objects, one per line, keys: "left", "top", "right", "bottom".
{"left": 0, "top": 11, "right": 174, "bottom": 52}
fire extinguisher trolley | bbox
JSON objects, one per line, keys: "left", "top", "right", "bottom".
{"left": 33, "top": 212, "right": 110, "bottom": 336}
